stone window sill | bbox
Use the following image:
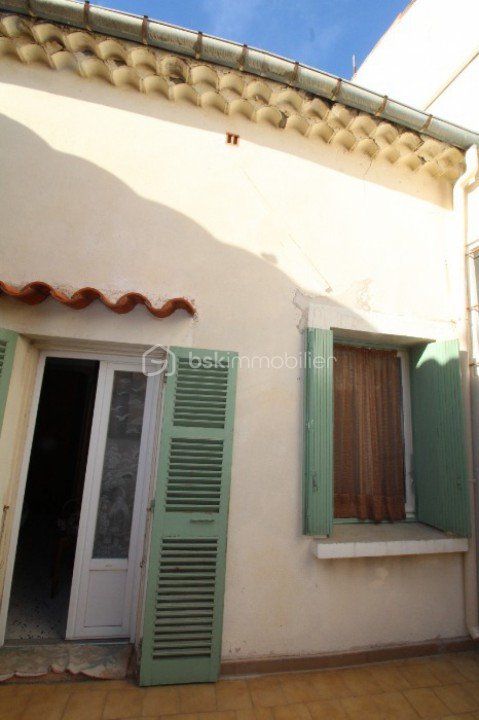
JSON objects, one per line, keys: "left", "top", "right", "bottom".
{"left": 314, "top": 522, "right": 468, "bottom": 559}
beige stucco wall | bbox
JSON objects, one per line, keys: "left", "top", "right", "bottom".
{"left": 0, "top": 56, "right": 470, "bottom": 659}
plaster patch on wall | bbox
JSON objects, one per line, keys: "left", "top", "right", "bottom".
{"left": 335, "top": 279, "right": 373, "bottom": 312}
{"left": 293, "top": 289, "right": 316, "bottom": 332}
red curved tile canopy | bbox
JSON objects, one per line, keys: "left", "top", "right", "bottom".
{"left": 0, "top": 281, "right": 195, "bottom": 318}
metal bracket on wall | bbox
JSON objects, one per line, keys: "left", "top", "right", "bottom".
{"left": 83, "top": 0, "right": 91, "bottom": 31}
{"left": 141, "top": 15, "right": 148, "bottom": 45}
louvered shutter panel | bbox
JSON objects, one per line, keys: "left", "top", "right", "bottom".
{"left": 0, "top": 329, "right": 18, "bottom": 438}
{"left": 140, "top": 346, "right": 237, "bottom": 686}
{"left": 410, "top": 339, "right": 470, "bottom": 536}
{"left": 303, "top": 328, "right": 334, "bottom": 536}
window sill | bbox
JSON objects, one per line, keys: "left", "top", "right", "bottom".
{"left": 314, "top": 522, "right": 468, "bottom": 559}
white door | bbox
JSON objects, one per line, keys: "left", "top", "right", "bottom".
{"left": 66, "top": 361, "right": 159, "bottom": 639}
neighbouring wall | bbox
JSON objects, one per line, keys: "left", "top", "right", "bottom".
{"left": 354, "top": 0, "right": 479, "bottom": 129}
{"left": 0, "top": 56, "right": 470, "bottom": 658}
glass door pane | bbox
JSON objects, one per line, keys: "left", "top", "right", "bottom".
{"left": 92, "top": 371, "right": 147, "bottom": 559}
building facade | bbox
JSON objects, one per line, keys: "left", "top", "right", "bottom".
{"left": 0, "top": 0, "right": 478, "bottom": 685}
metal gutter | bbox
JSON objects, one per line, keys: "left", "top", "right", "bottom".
{"left": 2, "top": 0, "right": 479, "bottom": 150}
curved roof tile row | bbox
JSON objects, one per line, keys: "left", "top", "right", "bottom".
{"left": 0, "top": 13, "right": 466, "bottom": 183}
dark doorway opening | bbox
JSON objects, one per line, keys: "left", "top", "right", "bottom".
{"left": 6, "top": 358, "right": 99, "bottom": 641}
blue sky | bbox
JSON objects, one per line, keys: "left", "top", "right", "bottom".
{"left": 94, "top": 0, "right": 409, "bottom": 79}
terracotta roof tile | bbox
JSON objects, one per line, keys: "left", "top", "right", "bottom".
{"left": 0, "top": 281, "right": 195, "bottom": 318}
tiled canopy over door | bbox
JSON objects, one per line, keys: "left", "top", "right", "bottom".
{"left": 140, "top": 347, "right": 237, "bottom": 686}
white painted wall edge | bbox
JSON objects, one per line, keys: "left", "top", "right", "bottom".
{"left": 314, "top": 538, "right": 468, "bottom": 559}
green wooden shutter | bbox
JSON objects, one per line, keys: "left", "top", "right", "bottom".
{"left": 0, "top": 329, "right": 18, "bottom": 438}
{"left": 303, "top": 328, "right": 334, "bottom": 536}
{"left": 140, "top": 346, "right": 238, "bottom": 686}
{"left": 410, "top": 339, "right": 470, "bottom": 536}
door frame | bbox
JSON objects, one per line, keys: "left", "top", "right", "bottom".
{"left": 0, "top": 346, "right": 162, "bottom": 646}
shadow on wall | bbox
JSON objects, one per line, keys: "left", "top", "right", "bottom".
{"left": 0, "top": 111, "right": 365, "bottom": 346}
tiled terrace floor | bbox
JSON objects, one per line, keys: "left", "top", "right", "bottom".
{"left": 3, "top": 651, "right": 479, "bottom": 720}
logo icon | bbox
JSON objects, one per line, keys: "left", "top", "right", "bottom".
{"left": 142, "top": 345, "right": 176, "bottom": 377}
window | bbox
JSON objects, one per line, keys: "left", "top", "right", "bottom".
{"left": 303, "top": 329, "right": 470, "bottom": 538}
{"left": 333, "top": 343, "right": 414, "bottom": 522}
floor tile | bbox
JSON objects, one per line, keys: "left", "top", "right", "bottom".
{"left": 434, "top": 684, "right": 479, "bottom": 714}
{"left": 62, "top": 690, "right": 106, "bottom": 720}
{"left": 339, "top": 694, "right": 384, "bottom": 720}
{"left": 403, "top": 687, "right": 451, "bottom": 718}
{"left": 0, "top": 651, "right": 475, "bottom": 720}
{"left": 249, "top": 687, "right": 286, "bottom": 708}
{"left": 396, "top": 662, "right": 442, "bottom": 688}
{"left": 340, "top": 692, "right": 419, "bottom": 720}
{"left": 103, "top": 688, "right": 144, "bottom": 719}
{"left": 248, "top": 678, "right": 283, "bottom": 691}
{"left": 373, "top": 691, "right": 420, "bottom": 719}
{"left": 463, "top": 683, "right": 479, "bottom": 704}
{"left": 369, "top": 665, "right": 412, "bottom": 692}
{"left": 216, "top": 680, "right": 252, "bottom": 711}
{"left": 0, "top": 690, "right": 32, "bottom": 720}
{"left": 19, "top": 686, "right": 71, "bottom": 720}
{"left": 307, "top": 670, "right": 351, "bottom": 700}
{"left": 339, "top": 667, "right": 384, "bottom": 696}
{"left": 424, "top": 659, "right": 469, "bottom": 685}
{"left": 429, "top": 658, "right": 470, "bottom": 685}
{"left": 248, "top": 678, "right": 287, "bottom": 708}
{"left": 142, "top": 686, "right": 180, "bottom": 716}
{"left": 0, "top": 684, "right": 35, "bottom": 697}
{"left": 179, "top": 685, "right": 217, "bottom": 713}
{"left": 272, "top": 703, "right": 311, "bottom": 720}
{"left": 273, "top": 674, "right": 310, "bottom": 684}
{"left": 448, "top": 656, "right": 479, "bottom": 682}
{"left": 197, "top": 711, "right": 237, "bottom": 720}
{"left": 278, "top": 676, "right": 318, "bottom": 704}
{"left": 235, "top": 707, "right": 274, "bottom": 720}
{"left": 307, "top": 699, "right": 348, "bottom": 719}
{"left": 74, "top": 680, "right": 135, "bottom": 692}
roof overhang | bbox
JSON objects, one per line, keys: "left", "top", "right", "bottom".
{"left": 0, "top": 11, "right": 468, "bottom": 182}
{"left": 1, "top": 0, "right": 478, "bottom": 151}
